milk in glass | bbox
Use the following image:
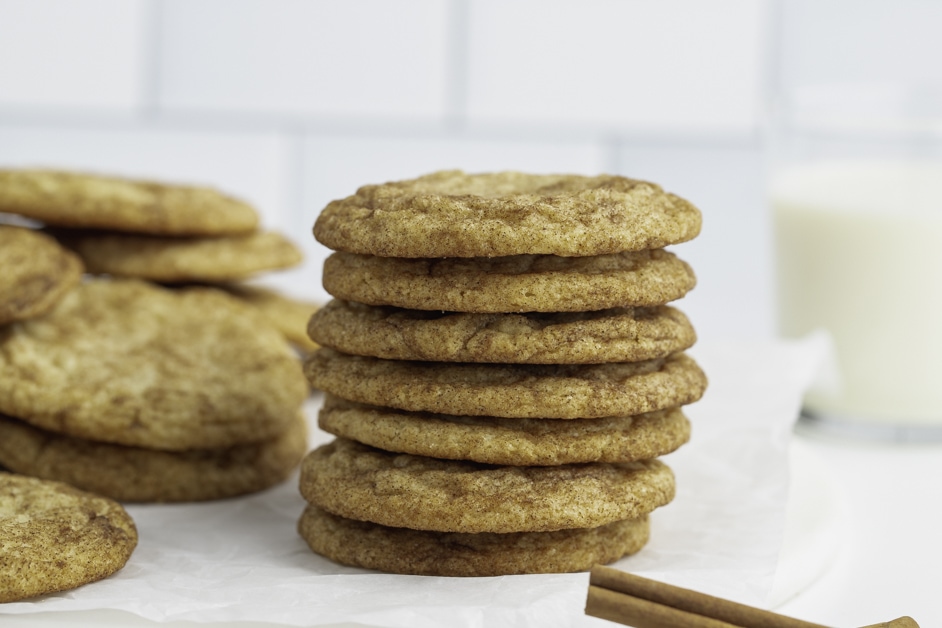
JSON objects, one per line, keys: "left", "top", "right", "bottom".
{"left": 773, "top": 161, "right": 942, "bottom": 425}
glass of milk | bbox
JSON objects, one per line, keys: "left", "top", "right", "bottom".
{"left": 770, "top": 84, "right": 942, "bottom": 439}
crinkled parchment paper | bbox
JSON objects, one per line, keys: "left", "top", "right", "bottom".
{"left": 1, "top": 336, "right": 827, "bottom": 628}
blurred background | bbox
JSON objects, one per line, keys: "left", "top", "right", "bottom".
{"left": 1, "top": 0, "right": 940, "bottom": 345}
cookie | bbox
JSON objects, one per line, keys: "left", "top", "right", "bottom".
{"left": 298, "top": 505, "right": 649, "bottom": 576}
{"left": 222, "top": 284, "right": 320, "bottom": 352}
{"left": 0, "top": 226, "right": 84, "bottom": 326}
{"left": 0, "top": 169, "right": 257, "bottom": 236}
{"left": 0, "top": 472, "right": 137, "bottom": 602}
{"left": 309, "top": 300, "right": 695, "bottom": 364}
{"left": 299, "top": 438, "right": 675, "bottom": 534}
{"left": 304, "top": 348, "right": 706, "bottom": 419}
{"left": 317, "top": 396, "right": 690, "bottom": 466}
{"left": 0, "top": 412, "right": 307, "bottom": 503}
{"left": 313, "top": 170, "right": 701, "bottom": 258}
{"left": 0, "top": 278, "right": 308, "bottom": 450}
{"left": 322, "top": 250, "right": 695, "bottom": 313}
{"left": 58, "top": 230, "right": 303, "bottom": 283}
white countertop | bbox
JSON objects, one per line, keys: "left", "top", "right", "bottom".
{"left": 774, "top": 424, "right": 942, "bottom": 628}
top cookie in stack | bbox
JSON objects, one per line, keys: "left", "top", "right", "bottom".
{"left": 300, "top": 170, "right": 707, "bottom": 577}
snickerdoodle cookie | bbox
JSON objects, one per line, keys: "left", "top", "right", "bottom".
{"left": 0, "top": 226, "right": 83, "bottom": 325}
{"left": 59, "top": 230, "right": 302, "bottom": 283}
{"left": 298, "top": 505, "right": 649, "bottom": 576}
{"left": 299, "top": 438, "right": 675, "bottom": 534}
{"left": 304, "top": 348, "right": 706, "bottom": 419}
{"left": 222, "top": 284, "right": 319, "bottom": 352}
{"left": 317, "top": 396, "right": 690, "bottom": 466}
{"left": 0, "top": 412, "right": 307, "bottom": 502}
{"left": 322, "top": 250, "right": 696, "bottom": 313}
{"left": 0, "top": 278, "right": 308, "bottom": 450}
{"left": 309, "top": 300, "right": 695, "bottom": 364}
{"left": 0, "top": 472, "right": 137, "bottom": 602}
{"left": 314, "top": 170, "right": 701, "bottom": 258}
{"left": 0, "top": 169, "right": 257, "bottom": 236}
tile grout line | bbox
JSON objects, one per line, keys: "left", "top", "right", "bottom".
{"left": 759, "top": 0, "right": 784, "bottom": 137}
{"left": 444, "top": 0, "right": 470, "bottom": 131}
{"left": 138, "top": 0, "right": 164, "bottom": 122}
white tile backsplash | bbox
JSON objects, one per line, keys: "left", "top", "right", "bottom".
{"left": 779, "top": 0, "right": 942, "bottom": 91}
{"left": 157, "top": 0, "right": 451, "bottom": 119}
{"left": 466, "top": 0, "right": 766, "bottom": 134}
{"left": 0, "top": 0, "right": 148, "bottom": 111}
{"left": 0, "top": 0, "right": 791, "bottom": 337}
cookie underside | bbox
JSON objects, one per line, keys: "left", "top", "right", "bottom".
{"left": 298, "top": 504, "right": 650, "bottom": 577}
{"left": 0, "top": 413, "right": 307, "bottom": 502}
{"left": 317, "top": 395, "right": 691, "bottom": 466}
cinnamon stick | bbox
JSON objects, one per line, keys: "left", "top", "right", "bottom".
{"left": 587, "top": 585, "right": 741, "bottom": 628}
{"left": 587, "top": 565, "right": 829, "bottom": 628}
{"left": 858, "top": 619, "right": 920, "bottom": 628}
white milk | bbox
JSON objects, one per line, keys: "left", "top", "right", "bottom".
{"left": 772, "top": 161, "right": 942, "bottom": 425}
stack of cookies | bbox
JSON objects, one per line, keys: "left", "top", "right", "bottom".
{"left": 299, "top": 170, "right": 708, "bottom": 576}
{"left": 0, "top": 169, "right": 311, "bottom": 502}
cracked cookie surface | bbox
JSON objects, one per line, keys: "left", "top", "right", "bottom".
{"left": 305, "top": 348, "right": 706, "bottom": 419}
{"left": 299, "top": 438, "right": 675, "bottom": 533}
{"left": 0, "top": 279, "right": 308, "bottom": 450}
{"left": 0, "top": 472, "right": 137, "bottom": 602}
{"left": 309, "top": 300, "right": 695, "bottom": 363}
{"left": 314, "top": 170, "right": 701, "bottom": 258}
{"left": 322, "top": 250, "right": 696, "bottom": 312}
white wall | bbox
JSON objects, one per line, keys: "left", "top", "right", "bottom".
{"left": 0, "top": 0, "right": 789, "bottom": 339}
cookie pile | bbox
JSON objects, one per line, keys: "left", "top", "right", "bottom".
{"left": 0, "top": 168, "right": 319, "bottom": 353}
{"left": 0, "top": 169, "right": 311, "bottom": 502}
{"left": 300, "top": 170, "right": 707, "bottom": 576}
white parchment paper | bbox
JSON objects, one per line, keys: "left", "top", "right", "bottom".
{"left": 1, "top": 336, "right": 827, "bottom": 628}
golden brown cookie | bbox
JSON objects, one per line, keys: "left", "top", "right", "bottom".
{"left": 322, "top": 250, "right": 695, "bottom": 313}
{"left": 299, "top": 438, "right": 675, "bottom": 533}
{"left": 309, "top": 300, "right": 695, "bottom": 364}
{"left": 317, "top": 396, "right": 690, "bottom": 466}
{"left": 0, "top": 278, "right": 308, "bottom": 451}
{"left": 0, "top": 472, "right": 137, "bottom": 602}
{"left": 314, "top": 170, "right": 701, "bottom": 258}
{"left": 298, "top": 505, "right": 649, "bottom": 576}
{"left": 0, "top": 226, "right": 84, "bottom": 326}
{"left": 0, "top": 169, "right": 258, "bottom": 236}
{"left": 0, "top": 412, "right": 307, "bottom": 503}
{"left": 58, "top": 230, "right": 303, "bottom": 283}
{"left": 304, "top": 348, "right": 706, "bottom": 419}
{"left": 222, "top": 284, "right": 320, "bottom": 352}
